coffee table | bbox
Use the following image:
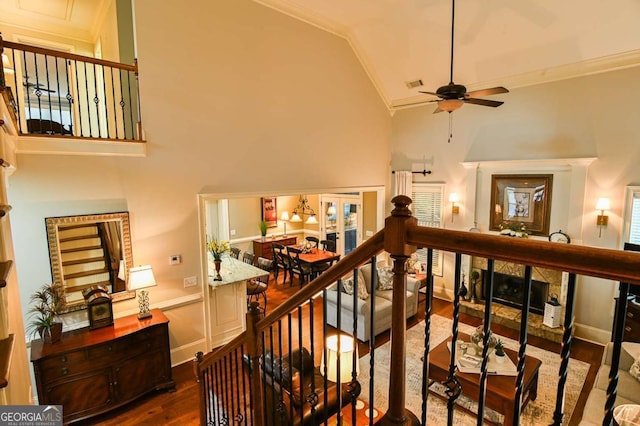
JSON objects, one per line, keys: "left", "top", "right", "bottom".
{"left": 427, "top": 332, "right": 542, "bottom": 426}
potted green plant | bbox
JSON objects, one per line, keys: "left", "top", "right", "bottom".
{"left": 259, "top": 221, "right": 268, "bottom": 239}
{"left": 494, "top": 339, "right": 506, "bottom": 363}
{"left": 27, "top": 282, "right": 66, "bottom": 343}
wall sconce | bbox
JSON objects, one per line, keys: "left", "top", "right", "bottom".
{"left": 280, "top": 211, "right": 289, "bottom": 236}
{"left": 596, "top": 198, "right": 610, "bottom": 238}
{"left": 449, "top": 193, "right": 459, "bottom": 222}
{"left": 290, "top": 195, "right": 318, "bottom": 224}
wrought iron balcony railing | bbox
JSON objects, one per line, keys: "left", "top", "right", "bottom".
{"left": 1, "top": 35, "right": 142, "bottom": 141}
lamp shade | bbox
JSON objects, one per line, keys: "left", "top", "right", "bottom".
{"left": 305, "top": 215, "right": 318, "bottom": 225}
{"left": 281, "top": 211, "right": 290, "bottom": 221}
{"left": 596, "top": 198, "right": 610, "bottom": 211}
{"left": 290, "top": 213, "right": 302, "bottom": 222}
{"left": 449, "top": 193, "right": 459, "bottom": 203}
{"left": 321, "top": 334, "right": 359, "bottom": 384}
{"left": 128, "top": 265, "right": 157, "bottom": 290}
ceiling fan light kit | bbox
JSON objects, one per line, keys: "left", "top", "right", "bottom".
{"left": 418, "top": 0, "right": 508, "bottom": 141}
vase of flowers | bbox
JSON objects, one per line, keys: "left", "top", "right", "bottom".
{"left": 207, "top": 238, "right": 230, "bottom": 281}
{"left": 27, "top": 282, "right": 66, "bottom": 343}
{"left": 499, "top": 221, "right": 529, "bottom": 238}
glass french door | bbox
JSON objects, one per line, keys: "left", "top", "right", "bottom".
{"left": 320, "top": 194, "right": 362, "bottom": 256}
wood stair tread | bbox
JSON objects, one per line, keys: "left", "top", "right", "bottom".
{"left": 64, "top": 267, "right": 109, "bottom": 280}
{"left": 62, "top": 256, "right": 106, "bottom": 267}
{"left": 59, "top": 233, "right": 100, "bottom": 243}
{"left": 61, "top": 245, "right": 103, "bottom": 254}
{"left": 66, "top": 281, "right": 112, "bottom": 293}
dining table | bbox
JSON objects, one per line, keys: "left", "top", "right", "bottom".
{"left": 287, "top": 245, "right": 341, "bottom": 266}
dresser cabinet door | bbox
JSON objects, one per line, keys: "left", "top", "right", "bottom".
{"left": 114, "top": 349, "right": 170, "bottom": 403}
{"left": 44, "top": 369, "right": 113, "bottom": 421}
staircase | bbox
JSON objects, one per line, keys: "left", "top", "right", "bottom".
{"left": 195, "top": 195, "right": 640, "bottom": 426}
{"left": 57, "top": 223, "right": 112, "bottom": 305}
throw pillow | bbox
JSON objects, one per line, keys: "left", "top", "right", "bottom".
{"left": 377, "top": 266, "right": 394, "bottom": 290}
{"left": 341, "top": 277, "right": 355, "bottom": 295}
{"left": 630, "top": 355, "right": 640, "bottom": 381}
{"left": 356, "top": 277, "right": 369, "bottom": 300}
{"left": 340, "top": 276, "right": 368, "bottom": 300}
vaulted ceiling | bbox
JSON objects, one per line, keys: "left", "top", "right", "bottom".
{"left": 2, "top": 0, "right": 640, "bottom": 111}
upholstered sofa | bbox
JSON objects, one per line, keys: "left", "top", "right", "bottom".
{"left": 579, "top": 341, "right": 640, "bottom": 424}
{"left": 324, "top": 262, "right": 421, "bottom": 341}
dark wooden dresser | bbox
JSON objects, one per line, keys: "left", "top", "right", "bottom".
{"left": 253, "top": 235, "right": 297, "bottom": 260}
{"left": 613, "top": 296, "right": 640, "bottom": 342}
{"left": 30, "top": 309, "right": 175, "bottom": 424}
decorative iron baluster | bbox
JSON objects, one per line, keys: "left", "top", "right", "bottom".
{"left": 110, "top": 67, "right": 118, "bottom": 139}
{"left": 512, "top": 265, "right": 533, "bottom": 425}
{"left": 82, "top": 61, "right": 92, "bottom": 136}
{"left": 240, "top": 343, "right": 251, "bottom": 426}
{"left": 92, "top": 62, "right": 102, "bottom": 137}
{"left": 100, "top": 63, "right": 110, "bottom": 138}
{"left": 275, "top": 320, "right": 286, "bottom": 426}
{"left": 322, "top": 289, "right": 330, "bottom": 426}
{"left": 223, "top": 354, "right": 233, "bottom": 425}
{"left": 604, "top": 281, "right": 629, "bottom": 425}
{"left": 552, "top": 273, "right": 577, "bottom": 425}
{"left": 267, "top": 325, "right": 275, "bottom": 426}
{"left": 477, "top": 258, "right": 495, "bottom": 426}
{"left": 367, "top": 260, "right": 377, "bottom": 423}
{"left": 43, "top": 53, "right": 54, "bottom": 125}
{"left": 445, "top": 253, "right": 463, "bottom": 425}
{"left": 287, "top": 313, "right": 295, "bottom": 424}
{"left": 232, "top": 348, "right": 244, "bottom": 424}
{"left": 421, "top": 248, "right": 434, "bottom": 425}
{"left": 308, "top": 297, "right": 319, "bottom": 424}
{"left": 72, "top": 59, "right": 84, "bottom": 137}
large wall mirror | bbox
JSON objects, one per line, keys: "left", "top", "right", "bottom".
{"left": 45, "top": 212, "right": 135, "bottom": 311}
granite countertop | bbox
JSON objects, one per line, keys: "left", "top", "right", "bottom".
{"left": 208, "top": 256, "right": 268, "bottom": 288}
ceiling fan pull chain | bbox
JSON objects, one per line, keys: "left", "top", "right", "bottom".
{"left": 448, "top": 113, "right": 453, "bottom": 143}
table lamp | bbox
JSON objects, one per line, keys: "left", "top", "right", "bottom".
{"left": 128, "top": 265, "right": 157, "bottom": 319}
{"left": 322, "top": 334, "right": 359, "bottom": 383}
{"left": 281, "top": 211, "right": 289, "bottom": 236}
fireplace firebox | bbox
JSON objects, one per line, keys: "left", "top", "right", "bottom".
{"left": 482, "top": 270, "right": 549, "bottom": 315}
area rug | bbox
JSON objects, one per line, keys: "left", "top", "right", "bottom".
{"left": 358, "top": 315, "right": 590, "bottom": 425}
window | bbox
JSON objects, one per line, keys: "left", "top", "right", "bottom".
{"left": 624, "top": 186, "right": 640, "bottom": 245}
{"left": 412, "top": 184, "right": 444, "bottom": 276}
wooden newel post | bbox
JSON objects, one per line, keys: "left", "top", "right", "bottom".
{"left": 246, "top": 301, "right": 265, "bottom": 426}
{"left": 378, "top": 195, "right": 420, "bottom": 426}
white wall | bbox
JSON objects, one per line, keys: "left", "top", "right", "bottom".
{"left": 391, "top": 66, "right": 640, "bottom": 342}
{"left": 7, "top": 0, "right": 390, "bottom": 365}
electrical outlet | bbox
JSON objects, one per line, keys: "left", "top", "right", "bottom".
{"left": 230, "top": 229, "right": 236, "bottom": 236}
{"left": 184, "top": 276, "right": 197, "bottom": 287}
{"left": 365, "top": 230, "right": 374, "bottom": 237}
{"left": 170, "top": 255, "right": 182, "bottom": 265}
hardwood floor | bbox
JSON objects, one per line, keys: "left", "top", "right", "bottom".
{"left": 87, "top": 273, "right": 603, "bottom": 425}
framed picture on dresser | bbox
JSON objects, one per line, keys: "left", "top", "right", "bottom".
{"left": 261, "top": 197, "right": 278, "bottom": 227}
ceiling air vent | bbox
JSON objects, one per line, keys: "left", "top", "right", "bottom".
{"left": 405, "top": 79, "right": 424, "bottom": 89}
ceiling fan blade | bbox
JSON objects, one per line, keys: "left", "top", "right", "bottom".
{"left": 418, "top": 91, "right": 442, "bottom": 98}
{"left": 466, "top": 86, "right": 509, "bottom": 98}
{"left": 464, "top": 98, "right": 504, "bottom": 107}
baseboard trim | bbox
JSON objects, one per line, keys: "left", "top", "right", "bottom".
{"left": 171, "top": 338, "right": 207, "bottom": 367}
{"left": 574, "top": 323, "right": 610, "bottom": 345}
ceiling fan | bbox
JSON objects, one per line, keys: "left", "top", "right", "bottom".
{"left": 23, "top": 79, "right": 56, "bottom": 93}
{"left": 419, "top": 0, "right": 508, "bottom": 114}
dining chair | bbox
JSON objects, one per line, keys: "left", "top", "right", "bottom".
{"left": 271, "top": 242, "right": 289, "bottom": 286}
{"left": 311, "top": 253, "right": 340, "bottom": 279}
{"left": 247, "top": 257, "right": 272, "bottom": 314}
{"left": 286, "top": 246, "right": 312, "bottom": 286}
{"left": 320, "top": 239, "right": 336, "bottom": 252}
{"left": 242, "top": 252, "right": 256, "bottom": 266}
{"left": 230, "top": 247, "right": 241, "bottom": 259}
{"left": 305, "top": 236, "right": 319, "bottom": 248}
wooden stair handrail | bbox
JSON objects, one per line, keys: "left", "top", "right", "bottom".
{"left": 2, "top": 40, "right": 137, "bottom": 73}
{"left": 407, "top": 225, "right": 640, "bottom": 285}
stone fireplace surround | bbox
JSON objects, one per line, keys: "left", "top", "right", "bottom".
{"left": 460, "top": 258, "right": 568, "bottom": 343}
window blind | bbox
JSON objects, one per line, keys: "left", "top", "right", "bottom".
{"left": 412, "top": 184, "right": 444, "bottom": 276}
{"left": 629, "top": 193, "right": 640, "bottom": 244}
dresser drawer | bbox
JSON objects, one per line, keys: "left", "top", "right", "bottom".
{"left": 38, "top": 350, "right": 92, "bottom": 383}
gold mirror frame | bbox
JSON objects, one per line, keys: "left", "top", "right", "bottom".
{"left": 45, "top": 212, "right": 135, "bottom": 312}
